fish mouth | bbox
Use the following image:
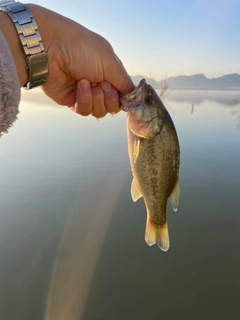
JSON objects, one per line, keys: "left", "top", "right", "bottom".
{"left": 120, "top": 79, "right": 146, "bottom": 111}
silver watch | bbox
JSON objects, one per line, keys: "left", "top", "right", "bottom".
{"left": 0, "top": 0, "right": 48, "bottom": 89}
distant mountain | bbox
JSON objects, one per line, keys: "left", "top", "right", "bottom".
{"left": 132, "top": 73, "right": 240, "bottom": 90}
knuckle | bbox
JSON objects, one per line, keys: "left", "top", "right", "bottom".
{"left": 92, "top": 87, "right": 104, "bottom": 99}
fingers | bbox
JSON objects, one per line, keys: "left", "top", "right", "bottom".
{"left": 100, "top": 81, "right": 120, "bottom": 115}
{"left": 73, "top": 80, "right": 120, "bottom": 118}
{"left": 91, "top": 84, "right": 107, "bottom": 118}
{"left": 74, "top": 79, "right": 92, "bottom": 116}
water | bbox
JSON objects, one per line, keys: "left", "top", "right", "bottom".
{"left": 0, "top": 89, "right": 240, "bottom": 320}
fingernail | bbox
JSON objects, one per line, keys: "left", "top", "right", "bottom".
{"left": 80, "top": 79, "right": 90, "bottom": 91}
{"left": 101, "top": 81, "right": 111, "bottom": 93}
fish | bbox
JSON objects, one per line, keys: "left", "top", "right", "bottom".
{"left": 120, "top": 79, "right": 180, "bottom": 251}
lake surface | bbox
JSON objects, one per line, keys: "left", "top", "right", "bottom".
{"left": 0, "top": 89, "right": 240, "bottom": 320}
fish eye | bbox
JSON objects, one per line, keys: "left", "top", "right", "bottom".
{"left": 145, "top": 95, "right": 154, "bottom": 105}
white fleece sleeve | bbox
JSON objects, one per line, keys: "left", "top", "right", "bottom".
{"left": 0, "top": 31, "right": 20, "bottom": 137}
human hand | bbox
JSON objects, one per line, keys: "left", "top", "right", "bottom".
{"left": 27, "top": 4, "right": 134, "bottom": 118}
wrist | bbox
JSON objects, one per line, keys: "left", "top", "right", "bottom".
{"left": 0, "top": 10, "right": 27, "bottom": 86}
{"left": 0, "top": 3, "right": 52, "bottom": 88}
{"left": 25, "top": 4, "right": 53, "bottom": 53}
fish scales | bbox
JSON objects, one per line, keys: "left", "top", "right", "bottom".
{"left": 129, "top": 122, "right": 178, "bottom": 224}
{"left": 120, "top": 79, "right": 180, "bottom": 251}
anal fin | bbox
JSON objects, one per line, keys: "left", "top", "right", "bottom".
{"left": 131, "top": 179, "right": 142, "bottom": 202}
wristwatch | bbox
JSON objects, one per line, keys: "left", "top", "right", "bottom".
{"left": 0, "top": 0, "right": 48, "bottom": 89}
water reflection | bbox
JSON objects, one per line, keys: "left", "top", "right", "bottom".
{"left": 163, "top": 89, "right": 240, "bottom": 128}
{"left": 163, "top": 89, "right": 240, "bottom": 106}
{"left": 45, "top": 171, "right": 128, "bottom": 320}
{"left": 0, "top": 89, "right": 239, "bottom": 320}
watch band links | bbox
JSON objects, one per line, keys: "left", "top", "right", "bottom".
{"left": 0, "top": 1, "right": 48, "bottom": 89}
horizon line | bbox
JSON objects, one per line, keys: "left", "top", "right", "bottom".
{"left": 131, "top": 73, "right": 240, "bottom": 81}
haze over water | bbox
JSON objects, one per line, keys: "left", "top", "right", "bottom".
{"left": 0, "top": 89, "right": 240, "bottom": 320}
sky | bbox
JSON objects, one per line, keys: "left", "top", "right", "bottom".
{"left": 29, "top": 0, "right": 240, "bottom": 80}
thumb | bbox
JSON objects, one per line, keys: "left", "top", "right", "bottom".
{"left": 104, "top": 54, "right": 135, "bottom": 95}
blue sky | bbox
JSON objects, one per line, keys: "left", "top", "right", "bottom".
{"left": 30, "top": 0, "right": 239, "bottom": 80}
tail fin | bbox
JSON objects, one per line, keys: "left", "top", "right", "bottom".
{"left": 145, "top": 219, "right": 170, "bottom": 251}
{"left": 156, "top": 223, "right": 170, "bottom": 251}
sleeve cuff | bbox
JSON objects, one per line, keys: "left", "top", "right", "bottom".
{"left": 0, "top": 31, "right": 21, "bottom": 137}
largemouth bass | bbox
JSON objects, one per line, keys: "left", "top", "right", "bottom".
{"left": 120, "top": 79, "right": 180, "bottom": 251}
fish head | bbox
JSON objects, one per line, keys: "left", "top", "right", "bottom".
{"left": 120, "top": 79, "right": 165, "bottom": 138}
{"left": 120, "top": 79, "right": 160, "bottom": 122}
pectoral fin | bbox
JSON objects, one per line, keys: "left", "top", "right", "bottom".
{"left": 131, "top": 179, "right": 142, "bottom": 202}
{"left": 133, "top": 137, "right": 140, "bottom": 164}
{"left": 169, "top": 177, "right": 180, "bottom": 212}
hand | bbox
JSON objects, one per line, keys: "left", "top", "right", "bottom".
{"left": 28, "top": 5, "right": 135, "bottom": 118}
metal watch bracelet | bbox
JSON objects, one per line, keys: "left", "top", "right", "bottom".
{"left": 0, "top": 0, "right": 48, "bottom": 89}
